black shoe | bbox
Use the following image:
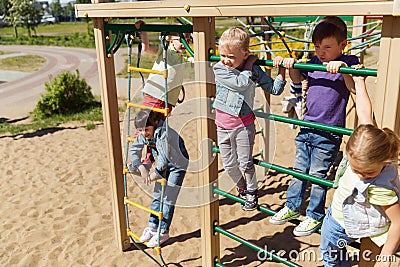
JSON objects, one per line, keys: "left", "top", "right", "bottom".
{"left": 242, "top": 191, "right": 258, "bottom": 211}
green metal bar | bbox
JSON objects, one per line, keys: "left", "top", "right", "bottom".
{"left": 269, "top": 16, "right": 354, "bottom": 23}
{"left": 253, "top": 105, "right": 264, "bottom": 112}
{"left": 254, "top": 112, "right": 354, "bottom": 136}
{"left": 106, "top": 32, "right": 120, "bottom": 54}
{"left": 210, "top": 55, "right": 377, "bottom": 77}
{"left": 212, "top": 147, "right": 334, "bottom": 188}
{"left": 215, "top": 262, "right": 226, "bottom": 267}
{"left": 214, "top": 226, "right": 301, "bottom": 267}
{"left": 213, "top": 188, "right": 361, "bottom": 250}
{"left": 104, "top": 23, "right": 193, "bottom": 34}
{"left": 179, "top": 33, "right": 194, "bottom": 57}
{"left": 214, "top": 187, "right": 277, "bottom": 216}
{"left": 254, "top": 159, "right": 334, "bottom": 188}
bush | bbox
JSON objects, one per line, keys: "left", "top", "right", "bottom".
{"left": 34, "top": 69, "right": 96, "bottom": 118}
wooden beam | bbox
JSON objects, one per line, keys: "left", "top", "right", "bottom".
{"left": 374, "top": 16, "right": 400, "bottom": 133}
{"left": 345, "top": 16, "right": 365, "bottom": 131}
{"left": 76, "top": 1, "right": 394, "bottom": 18}
{"left": 93, "top": 17, "right": 131, "bottom": 251}
{"left": 193, "top": 17, "right": 220, "bottom": 267}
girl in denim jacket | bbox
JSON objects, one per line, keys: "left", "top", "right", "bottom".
{"left": 129, "top": 110, "right": 189, "bottom": 248}
{"left": 320, "top": 72, "right": 400, "bottom": 267}
{"left": 213, "top": 26, "right": 286, "bottom": 210}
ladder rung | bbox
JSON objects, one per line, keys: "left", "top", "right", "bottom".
{"left": 127, "top": 102, "right": 170, "bottom": 117}
{"left": 124, "top": 198, "right": 163, "bottom": 220}
{"left": 128, "top": 65, "right": 168, "bottom": 78}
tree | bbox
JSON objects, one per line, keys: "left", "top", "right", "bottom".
{"left": 5, "top": 0, "right": 41, "bottom": 38}
{"left": 49, "top": 0, "right": 62, "bottom": 17}
{"left": 66, "top": 2, "right": 74, "bottom": 22}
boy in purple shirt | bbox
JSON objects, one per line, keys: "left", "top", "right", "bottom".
{"left": 269, "top": 17, "right": 360, "bottom": 236}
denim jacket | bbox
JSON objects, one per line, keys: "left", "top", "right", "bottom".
{"left": 213, "top": 62, "right": 286, "bottom": 116}
{"left": 129, "top": 120, "right": 189, "bottom": 176}
{"left": 342, "top": 163, "right": 400, "bottom": 238}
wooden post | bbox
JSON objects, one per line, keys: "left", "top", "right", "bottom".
{"left": 345, "top": 16, "right": 366, "bottom": 132}
{"left": 93, "top": 17, "right": 130, "bottom": 251}
{"left": 258, "top": 17, "right": 271, "bottom": 176}
{"left": 373, "top": 15, "right": 400, "bottom": 133}
{"left": 192, "top": 17, "right": 220, "bottom": 267}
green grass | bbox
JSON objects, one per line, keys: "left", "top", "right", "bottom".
{"left": 0, "top": 54, "right": 46, "bottom": 72}
{"left": 0, "top": 22, "right": 90, "bottom": 36}
{"left": 0, "top": 105, "right": 104, "bottom": 135}
{"left": 0, "top": 22, "right": 95, "bottom": 47}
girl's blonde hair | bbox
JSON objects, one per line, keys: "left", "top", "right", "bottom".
{"left": 218, "top": 26, "right": 249, "bottom": 53}
{"left": 346, "top": 124, "right": 400, "bottom": 167}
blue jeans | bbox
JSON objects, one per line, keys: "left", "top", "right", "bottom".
{"left": 285, "top": 127, "right": 342, "bottom": 221}
{"left": 320, "top": 207, "right": 355, "bottom": 266}
{"left": 148, "top": 162, "right": 186, "bottom": 232}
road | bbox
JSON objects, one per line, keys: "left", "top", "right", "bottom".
{"left": 0, "top": 45, "right": 129, "bottom": 120}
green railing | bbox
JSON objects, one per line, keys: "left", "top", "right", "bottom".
{"left": 212, "top": 188, "right": 360, "bottom": 247}
{"left": 104, "top": 23, "right": 193, "bottom": 34}
{"left": 209, "top": 55, "right": 377, "bottom": 76}
{"left": 254, "top": 112, "right": 354, "bottom": 136}
{"left": 212, "top": 147, "right": 335, "bottom": 188}
{"left": 214, "top": 225, "right": 302, "bottom": 267}
{"left": 268, "top": 16, "right": 354, "bottom": 23}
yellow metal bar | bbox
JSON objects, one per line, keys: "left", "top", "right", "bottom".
{"left": 128, "top": 65, "right": 168, "bottom": 78}
{"left": 126, "top": 102, "right": 170, "bottom": 117}
{"left": 155, "top": 246, "right": 162, "bottom": 255}
{"left": 127, "top": 229, "right": 161, "bottom": 253}
{"left": 127, "top": 229, "right": 141, "bottom": 242}
{"left": 157, "top": 178, "right": 167, "bottom": 186}
{"left": 124, "top": 197, "right": 162, "bottom": 219}
{"left": 126, "top": 135, "right": 136, "bottom": 143}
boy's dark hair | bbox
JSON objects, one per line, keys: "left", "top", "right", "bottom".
{"left": 312, "top": 21, "right": 347, "bottom": 45}
{"left": 134, "top": 109, "right": 160, "bottom": 129}
{"left": 321, "top": 16, "right": 347, "bottom": 34}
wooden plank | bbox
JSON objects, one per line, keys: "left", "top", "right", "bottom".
{"left": 394, "top": 0, "right": 400, "bottom": 15}
{"left": 346, "top": 16, "right": 365, "bottom": 131}
{"left": 258, "top": 19, "right": 271, "bottom": 178}
{"left": 374, "top": 18, "right": 391, "bottom": 128}
{"left": 375, "top": 16, "right": 400, "bottom": 133}
{"left": 192, "top": 17, "right": 220, "bottom": 267}
{"left": 81, "top": 0, "right": 393, "bottom": 9}
{"left": 93, "top": 17, "right": 131, "bottom": 251}
{"left": 76, "top": 2, "right": 394, "bottom": 18}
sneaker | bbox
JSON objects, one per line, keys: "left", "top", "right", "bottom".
{"left": 147, "top": 232, "right": 170, "bottom": 248}
{"left": 293, "top": 216, "right": 322, "bottom": 236}
{"left": 269, "top": 206, "right": 300, "bottom": 225}
{"left": 139, "top": 227, "right": 157, "bottom": 243}
{"left": 242, "top": 192, "right": 258, "bottom": 211}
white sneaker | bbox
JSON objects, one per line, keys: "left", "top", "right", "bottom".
{"left": 139, "top": 227, "right": 157, "bottom": 243}
{"left": 269, "top": 206, "right": 300, "bottom": 225}
{"left": 146, "top": 232, "right": 170, "bottom": 248}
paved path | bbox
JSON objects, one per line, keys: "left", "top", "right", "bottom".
{"left": 0, "top": 45, "right": 134, "bottom": 120}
